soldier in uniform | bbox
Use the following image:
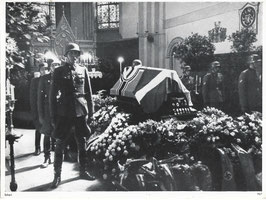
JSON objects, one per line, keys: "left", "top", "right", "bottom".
{"left": 181, "top": 65, "right": 201, "bottom": 109}
{"left": 202, "top": 61, "right": 225, "bottom": 110}
{"left": 29, "top": 63, "right": 47, "bottom": 155}
{"left": 37, "top": 59, "right": 60, "bottom": 168}
{"left": 238, "top": 54, "right": 262, "bottom": 113}
{"left": 49, "top": 43, "right": 95, "bottom": 188}
{"left": 181, "top": 65, "right": 194, "bottom": 92}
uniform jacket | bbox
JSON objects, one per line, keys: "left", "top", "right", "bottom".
{"left": 202, "top": 72, "right": 225, "bottom": 105}
{"left": 50, "top": 63, "right": 94, "bottom": 121}
{"left": 181, "top": 75, "right": 195, "bottom": 91}
{"left": 37, "top": 73, "right": 53, "bottom": 135}
{"left": 29, "top": 77, "right": 41, "bottom": 130}
{"left": 238, "top": 68, "right": 262, "bottom": 113}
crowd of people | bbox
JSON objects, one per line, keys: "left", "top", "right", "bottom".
{"left": 180, "top": 54, "right": 262, "bottom": 114}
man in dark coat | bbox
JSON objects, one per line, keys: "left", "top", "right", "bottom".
{"left": 29, "top": 63, "right": 47, "bottom": 155}
{"left": 37, "top": 59, "right": 60, "bottom": 168}
{"left": 202, "top": 61, "right": 225, "bottom": 110}
{"left": 238, "top": 54, "right": 262, "bottom": 113}
{"left": 49, "top": 43, "right": 95, "bottom": 188}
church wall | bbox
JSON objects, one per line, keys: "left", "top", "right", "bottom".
{"left": 119, "top": 2, "right": 139, "bottom": 39}
{"left": 165, "top": 2, "right": 262, "bottom": 55}
{"left": 164, "top": 2, "right": 263, "bottom": 68}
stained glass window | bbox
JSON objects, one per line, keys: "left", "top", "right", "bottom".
{"left": 97, "top": 2, "right": 119, "bottom": 29}
{"left": 39, "top": 2, "right": 56, "bottom": 30}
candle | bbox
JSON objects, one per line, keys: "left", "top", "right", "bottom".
{"left": 199, "top": 77, "right": 201, "bottom": 85}
{"left": 11, "top": 84, "right": 15, "bottom": 101}
{"left": 6, "top": 79, "right": 11, "bottom": 95}
{"left": 195, "top": 75, "right": 198, "bottom": 83}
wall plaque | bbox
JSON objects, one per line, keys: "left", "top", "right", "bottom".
{"left": 239, "top": 2, "right": 259, "bottom": 33}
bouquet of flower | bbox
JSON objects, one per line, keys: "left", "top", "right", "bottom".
{"left": 90, "top": 105, "right": 120, "bottom": 139}
{"left": 88, "top": 112, "right": 131, "bottom": 179}
{"left": 234, "top": 112, "right": 262, "bottom": 173}
{"left": 157, "top": 118, "right": 189, "bottom": 156}
{"left": 200, "top": 107, "right": 226, "bottom": 118}
{"left": 234, "top": 112, "right": 262, "bottom": 151}
{"left": 89, "top": 118, "right": 190, "bottom": 180}
{"left": 92, "top": 90, "right": 117, "bottom": 112}
{"left": 186, "top": 108, "right": 239, "bottom": 149}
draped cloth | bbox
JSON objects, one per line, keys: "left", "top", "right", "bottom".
{"left": 110, "top": 66, "right": 192, "bottom": 113}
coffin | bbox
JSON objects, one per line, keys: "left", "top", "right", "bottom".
{"left": 110, "top": 66, "right": 193, "bottom": 114}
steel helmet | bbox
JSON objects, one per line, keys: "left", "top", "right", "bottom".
{"left": 247, "top": 54, "right": 261, "bottom": 64}
{"left": 211, "top": 61, "right": 221, "bottom": 67}
{"left": 64, "top": 43, "right": 81, "bottom": 56}
{"left": 183, "top": 65, "right": 191, "bottom": 70}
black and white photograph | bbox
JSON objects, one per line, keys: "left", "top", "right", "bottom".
{"left": 1, "top": 0, "right": 264, "bottom": 199}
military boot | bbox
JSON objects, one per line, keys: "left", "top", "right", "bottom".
{"left": 79, "top": 150, "right": 95, "bottom": 180}
{"left": 50, "top": 152, "right": 63, "bottom": 188}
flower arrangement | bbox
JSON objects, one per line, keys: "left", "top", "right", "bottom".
{"left": 87, "top": 100, "right": 262, "bottom": 185}
{"left": 92, "top": 90, "right": 117, "bottom": 112}
{"left": 90, "top": 105, "right": 119, "bottom": 139}
{"left": 157, "top": 118, "right": 189, "bottom": 157}
{"left": 88, "top": 111, "right": 131, "bottom": 179}
{"left": 89, "top": 118, "right": 190, "bottom": 180}
{"left": 186, "top": 108, "right": 262, "bottom": 178}
{"left": 234, "top": 112, "right": 262, "bottom": 162}
{"left": 186, "top": 107, "right": 239, "bottom": 149}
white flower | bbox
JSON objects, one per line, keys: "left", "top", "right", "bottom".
{"left": 230, "top": 132, "right": 235, "bottom": 137}
{"left": 224, "top": 129, "right": 229, "bottom": 135}
{"left": 249, "top": 122, "right": 255, "bottom": 128}
{"left": 168, "top": 131, "right": 174, "bottom": 137}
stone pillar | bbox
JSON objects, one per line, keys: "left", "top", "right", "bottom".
{"left": 138, "top": 2, "right": 166, "bottom": 68}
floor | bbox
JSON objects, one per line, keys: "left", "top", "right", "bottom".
{"left": 4, "top": 128, "right": 112, "bottom": 192}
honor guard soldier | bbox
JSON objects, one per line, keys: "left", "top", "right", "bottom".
{"left": 30, "top": 63, "right": 47, "bottom": 155}
{"left": 49, "top": 43, "right": 95, "bottom": 188}
{"left": 202, "top": 61, "right": 225, "bottom": 110}
{"left": 238, "top": 54, "right": 262, "bottom": 113}
{"left": 37, "top": 59, "right": 60, "bottom": 168}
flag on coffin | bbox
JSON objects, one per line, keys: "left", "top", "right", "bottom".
{"left": 110, "top": 66, "right": 192, "bottom": 113}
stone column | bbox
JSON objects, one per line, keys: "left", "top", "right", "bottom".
{"left": 138, "top": 2, "right": 166, "bottom": 68}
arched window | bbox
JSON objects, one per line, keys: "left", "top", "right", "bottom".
{"left": 97, "top": 2, "right": 119, "bottom": 30}
{"left": 167, "top": 37, "right": 184, "bottom": 77}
